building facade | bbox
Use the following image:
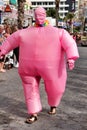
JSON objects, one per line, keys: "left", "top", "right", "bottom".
{"left": 78, "top": 0, "right": 87, "bottom": 31}
{"left": 2, "top": 0, "right": 9, "bottom": 4}
{"left": 30, "top": 0, "right": 79, "bottom": 19}
{"left": 31, "top": 0, "right": 69, "bottom": 18}
{"left": 2, "top": 0, "right": 79, "bottom": 19}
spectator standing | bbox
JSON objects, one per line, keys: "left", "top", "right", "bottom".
{"left": 3, "top": 23, "right": 12, "bottom": 35}
{"left": 0, "top": 24, "right": 6, "bottom": 72}
{"left": 3, "top": 32, "right": 14, "bottom": 69}
{"left": 11, "top": 25, "right": 19, "bottom": 68}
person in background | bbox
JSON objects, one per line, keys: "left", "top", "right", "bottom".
{"left": 3, "top": 32, "right": 14, "bottom": 69}
{"left": 11, "top": 25, "right": 19, "bottom": 68}
{"left": 0, "top": 7, "right": 79, "bottom": 124}
{"left": 0, "top": 24, "right": 6, "bottom": 72}
{"left": 73, "top": 33, "right": 76, "bottom": 41}
{"left": 3, "top": 23, "right": 12, "bottom": 35}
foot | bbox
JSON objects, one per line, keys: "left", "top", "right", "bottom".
{"left": 14, "top": 62, "right": 19, "bottom": 68}
{"left": 25, "top": 114, "right": 38, "bottom": 124}
{"left": 48, "top": 106, "right": 56, "bottom": 115}
{"left": 0, "top": 69, "right": 6, "bottom": 72}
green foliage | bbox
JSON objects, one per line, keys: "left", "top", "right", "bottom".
{"left": 73, "top": 26, "right": 81, "bottom": 33}
{"left": 65, "top": 12, "right": 75, "bottom": 20}
{"left": 46, "top": 9, "right": 56, "bottom": 18}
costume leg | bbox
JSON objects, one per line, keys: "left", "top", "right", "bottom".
{"left": 44, "top": 80, "right": 65, "bottom": 107}
{"left": 42, "top": 67, "right": 67, "bottom": 107}
{"left": 20, "top": 75, "right": 42, "bottom": 114}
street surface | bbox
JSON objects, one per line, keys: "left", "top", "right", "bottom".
{"left": 0, "top": 46, "right": 87, "bottom": 130}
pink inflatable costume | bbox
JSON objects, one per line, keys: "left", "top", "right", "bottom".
{"left": 0, "top": 7, "right": 79, "bottom": 115}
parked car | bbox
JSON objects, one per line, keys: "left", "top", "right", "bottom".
{"left": 81, "top": 33, "right": 87, "bottom": 46}
{"left": 81, "top": 41, "right": 87, "bottom": 46}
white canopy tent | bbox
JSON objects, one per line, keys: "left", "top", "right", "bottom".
{"left": 0, "top": 0, "right": 4, "bottom": 11}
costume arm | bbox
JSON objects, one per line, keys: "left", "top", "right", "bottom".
{"left": 0, "top": 30, "right": 20, "bottom": 56}
{"left": 60, "top": 29, "right": 79, "bottom": 60}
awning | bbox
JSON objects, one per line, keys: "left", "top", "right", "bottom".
{"left": 0, "top": 0, "right": 4, "bottom": 5}
{"left": 0, "top": 0, "right": 4, "bottom": 11}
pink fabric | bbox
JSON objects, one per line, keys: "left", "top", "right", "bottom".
{"left": 0, "top": 7, "right": 79, "bottom": 114}
{"left": 35, "top": 7, "right": 46, "bottom": 25}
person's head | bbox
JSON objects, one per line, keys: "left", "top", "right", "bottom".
{"left": 0, "top": 24, "right": 4, "bottom": 34}
{"left": 11, "top": 25, "right": 18, "bottom": 33}
{"left": 34, "top": 7, "right": 46, "bottom": 25}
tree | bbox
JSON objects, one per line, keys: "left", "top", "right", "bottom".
{"left": 64, "top": 12, "right": 75, "bottom": 32}
{"left": 65, "top": 12, "right": 75, "bottom": 22}
{"left": 55, "top": 0, "right": 60, "bottom": 27}
{"left": 17, "top": 0, "right": 26, "bottom": 29}
{"left": 46, "top": 8, "right": 56, "bottom": 18}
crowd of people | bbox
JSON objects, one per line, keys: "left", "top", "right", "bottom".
{"left": 0, "top": 23, "right": 19, "bottom": 73}
{"left": 70, "top": 32, "right": 81, "bottom": 43}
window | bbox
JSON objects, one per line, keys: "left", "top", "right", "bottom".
{"left": 32, "top": 2, "right": 36, "bottom": 5}
{"left": 37, "top": 2, "right": 41, "bottom": 5}
{"left": 49, "top": 2, "right": 53, "bottom": 5}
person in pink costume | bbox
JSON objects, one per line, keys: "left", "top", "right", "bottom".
{"left": 0, "top": 7, "right": 79, "bottom": 123}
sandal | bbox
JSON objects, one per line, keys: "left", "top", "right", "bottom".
{"left": 48, "top": 106, "right": 56, "bottom": 115}
{"left": 25, "top": 115, "right": 38, "bottom": 124}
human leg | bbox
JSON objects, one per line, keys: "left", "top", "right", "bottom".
{"left": 0, "top": 62, "right": 6, "bottom": 72}
{"left": 0, "top": 56, "right": 6, "bottom": 72}
{"left": 13, "top": 47, "right": 19, "bottom": 62}
{"left": 13, "top": 48, "right": 19, "bottom": 67}
{"left": 0, "top": 62, "right": 2, "bottom": 71}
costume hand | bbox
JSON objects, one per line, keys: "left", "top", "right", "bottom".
{"left": 67, "top": 59, "right": 75, "bottom": 70}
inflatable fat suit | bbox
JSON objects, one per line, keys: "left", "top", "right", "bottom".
{"left": 0, "top": 7, "right": 79, "bottom": 115}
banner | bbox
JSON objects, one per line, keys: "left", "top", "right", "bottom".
{"left": 9, "top": 0, "right": 17, "bottom": 5}
{"left": 71, "top": 0, "right": 75, "bottom": 12}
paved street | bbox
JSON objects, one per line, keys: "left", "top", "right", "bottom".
{"left": 0, "top": 46, "right": 87, "bottom": 130}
